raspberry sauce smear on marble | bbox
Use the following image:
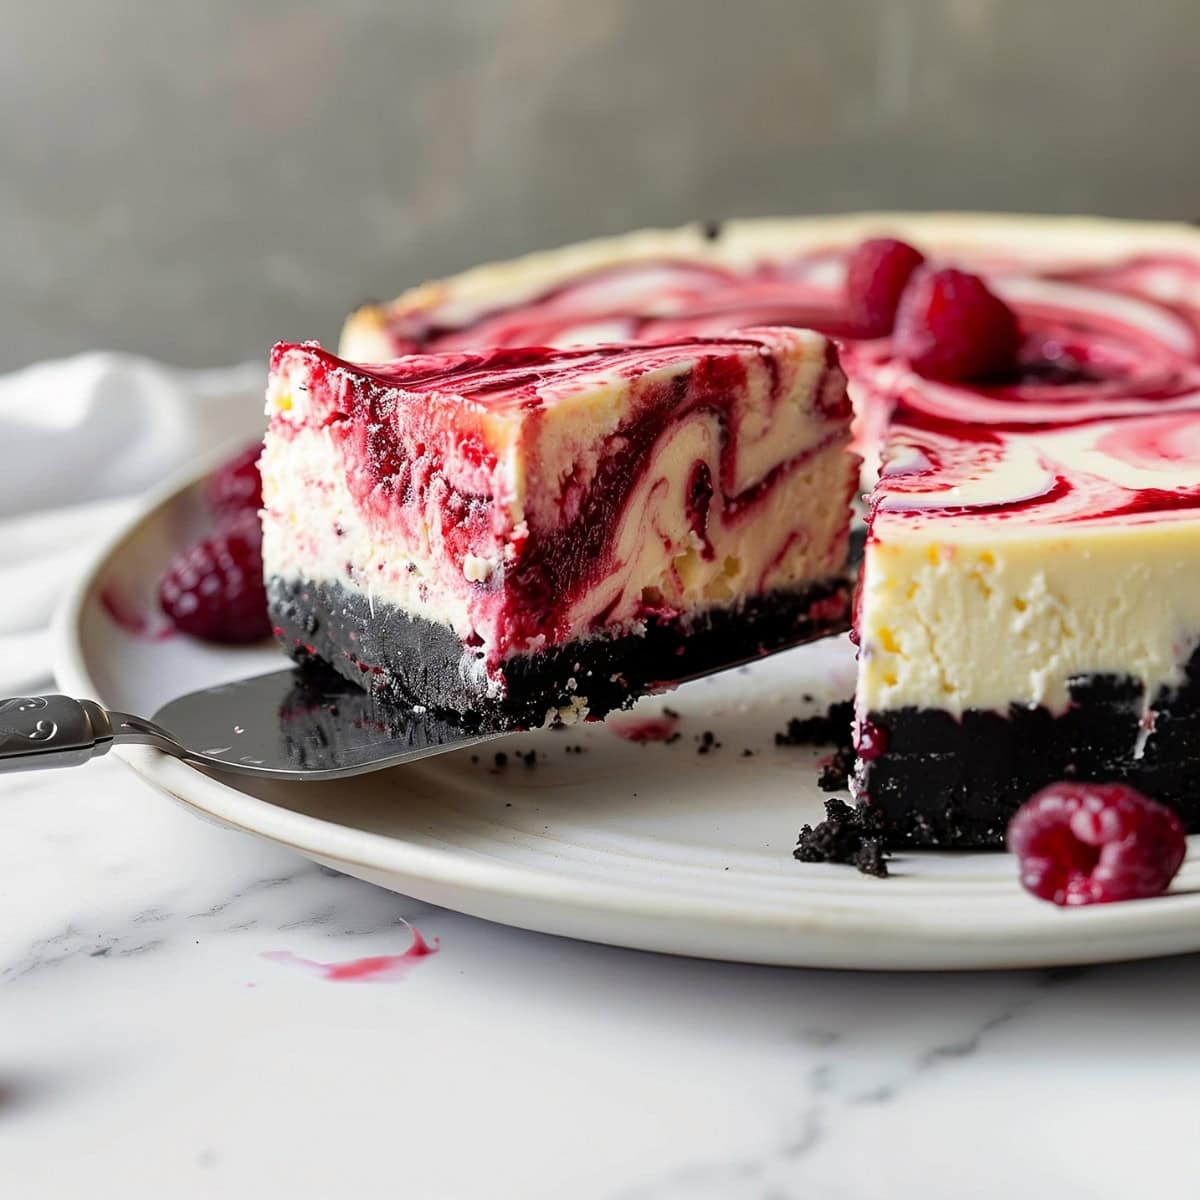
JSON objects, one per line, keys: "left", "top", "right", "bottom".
{"left": 262, "top": 925, "right": 439, "bottom": 982}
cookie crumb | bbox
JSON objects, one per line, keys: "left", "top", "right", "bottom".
{"left": 494, "top": 751, "right": 508, "bottom": 768}
{"left": 818, "top": 744, "right": 856, "bottom": 793}
{"left": 794, "top": 798, "right": 890, "bottom": 878}
{"left": 774, "top": 700, "right": 853, "bottom": 748}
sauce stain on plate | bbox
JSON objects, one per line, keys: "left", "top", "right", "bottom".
{"left": 607, "top": 714, "right": 679, "bottom": 743}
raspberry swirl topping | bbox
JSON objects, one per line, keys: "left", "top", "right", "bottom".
{"left": 365, "top": 237, "right": 1200, "bottom": 512}
{"left": 875, "top": 409, "right": 1200, "bottom": 530}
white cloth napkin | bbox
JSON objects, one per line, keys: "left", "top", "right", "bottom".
{"left": 0, "top": 353, "right": 266, "bottom": 693}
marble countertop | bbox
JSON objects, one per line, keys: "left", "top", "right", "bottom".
{"left": 3, "top": 757, "right": 1196, "bottom": 1199}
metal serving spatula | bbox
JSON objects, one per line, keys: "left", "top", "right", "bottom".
{"left": 0, "top": 622, "right": 845, "bottom": 782}
{"left": 0, "top": 666, "right": 513, "bottom": 781}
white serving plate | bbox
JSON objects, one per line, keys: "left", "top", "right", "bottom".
{"left": 52, "top": 455, "right": 1200, "bottom": 970}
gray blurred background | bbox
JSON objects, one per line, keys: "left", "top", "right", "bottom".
{"left": 2, "top": 0, "right": 1197, "bottom": 371}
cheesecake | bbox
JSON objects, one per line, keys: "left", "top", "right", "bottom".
{"left": 336, "top": 214, "right": 1200, "bottom": 845}
{"left": 261, "top": 331, "right": 857, "bottom": 727}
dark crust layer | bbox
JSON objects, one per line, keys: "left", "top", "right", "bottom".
{"left": 268, "top": 575, "right": 851, "bottom": 730}
{"left": 857, "top": 647, "right": 1200, "bottom": 848}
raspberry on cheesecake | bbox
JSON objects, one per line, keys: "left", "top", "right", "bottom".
{"left": 261, "top": 330, "right": 858, "bottom": 726}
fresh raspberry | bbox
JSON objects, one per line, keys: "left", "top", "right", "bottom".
{"left": 1007, "top": 782, "right": 1186, "bottom": 906}
{"left": 894, "top": 267, "right": 1020, "bottom": 382}
{"left": 845, "top": 237, "right": 925, "bottom": 338}
{"left": 207, "top": 443, "right": 263, "bottom": 517}
{"left": 157, "top": 520, "right": 271, "bottom": 644}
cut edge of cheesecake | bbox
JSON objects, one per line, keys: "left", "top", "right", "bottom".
{"left": 852, "top": 400, "right": 1200, "bottom": 848}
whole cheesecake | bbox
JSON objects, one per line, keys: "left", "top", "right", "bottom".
{"left": 327, "top": 213, "right": 1200, "bottom": 845}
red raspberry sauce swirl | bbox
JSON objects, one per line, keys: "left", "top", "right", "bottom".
{"left": 378, "top": 246, "right": 1200, "bottom": 529}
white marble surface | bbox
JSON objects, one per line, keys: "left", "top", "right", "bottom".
{"left": 4, "top": 757, "right": 1199, "bottom": 1198}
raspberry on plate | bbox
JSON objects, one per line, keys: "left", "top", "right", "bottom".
{"left": 207, "top": 443, "right": 264, "bottom": 517}
{"left": 845, "top": 237, "right": 925, "bottom": 338}
{"left": 158, "top": 521, "right": 271, "bottom": 644}
{"left": 1007, "top": 782, "right": 1186, "bottom": 906}
{"left": 894, "top": 266, "right": 1020, "bottom": 381}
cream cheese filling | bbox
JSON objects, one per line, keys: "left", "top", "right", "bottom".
{"left": 856, "top": 520, "right": 1200, "bottom": 718}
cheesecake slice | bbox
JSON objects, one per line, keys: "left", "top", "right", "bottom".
{"left": 261, "top": 330, "right": 857, "bottom": 727}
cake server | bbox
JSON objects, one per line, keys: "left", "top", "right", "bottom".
{"left": 0, "top": 625, "right": 846, "bottom": 781}
{"left": 0, "top": 667, "right": 512, "bottom": 782}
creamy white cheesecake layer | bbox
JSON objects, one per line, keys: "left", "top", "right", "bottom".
{"left": 857, "top": 522, "right": 1200, "bottom": 718}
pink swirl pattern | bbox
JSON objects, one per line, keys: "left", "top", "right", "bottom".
{"left": 374, "top": 241, "right": 1200, "bottom": 527}
{"left": 874, "top": 410, "right": 1200, "bottom": 530}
